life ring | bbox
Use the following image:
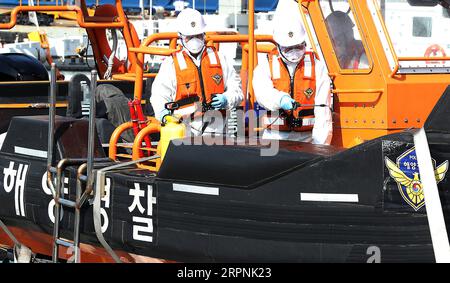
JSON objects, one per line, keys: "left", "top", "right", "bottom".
{"left": 425, "top": 44, "right": 446, "bottom": 57}
{"left": 424, "top": 44, "right": 447, "bottom": 64}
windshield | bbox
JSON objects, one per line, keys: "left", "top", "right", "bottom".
{"left": 320, "top": 0, "right": 370, "bottom": 70}
{"left": 374, "top": 0, "right": 450, "bottom": 67}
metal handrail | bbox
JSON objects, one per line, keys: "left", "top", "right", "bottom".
{"left": 47, "top": 64, "right": 57, "bottom": 199}
{"left": 332, "top": 88, "right": 383, "bottom": 103}
{"left": 87, "top": 70, "right": 97, "bottom": 189}
{"left": 332, "top": 88, "right": 384, "bottom": 94}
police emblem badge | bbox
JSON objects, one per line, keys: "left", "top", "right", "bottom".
{"left": 191, "top": 22, "right": 196, "bottom": 28}
{"left": 304, "top": 88, "right": 314, "bottom": 99}
{"left": 385, "top": 147, "right": 448, "bottom": 211}
{"left": 288, "top": 31, "right": 294, "bottom": 38}
{"left": 212, "top": 74, "right": 223, "bottom": 85}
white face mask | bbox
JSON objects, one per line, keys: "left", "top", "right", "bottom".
{"left": 184, "top": 37, "right": 205, "bottom": 55}
{"left": 281, "top": 48, "right": 305, "bottom": 64}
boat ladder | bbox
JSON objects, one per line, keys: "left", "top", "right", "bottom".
{"left": 46, "top": 66, "right": 114, "bottom": 263}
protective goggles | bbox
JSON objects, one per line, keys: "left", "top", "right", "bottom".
{"left": 280, "top": 42, "right": 307, "bottom": 52}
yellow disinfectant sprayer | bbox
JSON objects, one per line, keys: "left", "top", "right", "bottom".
{"left": 158, "top": 115, "right": 186, "bottom": 161}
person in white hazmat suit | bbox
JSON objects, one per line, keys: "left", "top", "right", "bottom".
{"left": 253, "top": 9, "right": 333, "bottom": 145}
{"left": 150, "top": 8, "right": 243, "bottom": 136}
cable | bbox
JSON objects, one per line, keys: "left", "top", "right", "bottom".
{"left": 85, "top": 35, "right": 93, "bottom": 70}
{"left": 103, "top": 29, "right": 118, "bottom": 80}
{"left": 297, "top": 103, "right": 334, "bottom": 112}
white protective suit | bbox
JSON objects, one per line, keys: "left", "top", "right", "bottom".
{"left": 253, "top": 54, "right": 333, "bottom": 145}
{"left": 150, "top": 47, "right": 243, "bottom": 136}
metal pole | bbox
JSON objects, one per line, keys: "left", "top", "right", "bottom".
{"left": 234, "top": 0, "right": 238, "bottom": 32}
{"left": 87, "top": 70, "right": 97, "bottom": 184}
{"left": 48, "top": 64, "right": 59, "bottom": 263}
{"left": 414, "top": 129, "right": 450, "bottom": 262}
{"left": 73, "top": 163, "right": 87, "bottom": 263}
{"left": 149, "top": 0, "right": 153, "bottom": 33}
{"left": 0, "top": 219, "right": 20, "bottom": 247}
{"left": 47, "top": 63, "right": 57, "bottom": 170}
{"left": 52, "top": 164, "right": 63, "bottom": 262}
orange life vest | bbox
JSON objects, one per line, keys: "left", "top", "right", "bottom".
{"left": 172, "top": 47, "right": 225, "bottom": 112}
{"left": 265, "top": 49, "right": 317, "bottom": 132}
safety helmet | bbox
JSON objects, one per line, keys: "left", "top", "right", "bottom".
{"left": 325, "top": 11, "right": 355, "bottom": 38}
{"left": 272, "top": 11, "right": 307, "bottom": 47}
{"left": 176, "top": 8, "right": 206, "bottom": 36}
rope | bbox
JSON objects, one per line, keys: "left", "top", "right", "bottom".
{"left": 103, "top": 29, "right": 118, "bottom": 80}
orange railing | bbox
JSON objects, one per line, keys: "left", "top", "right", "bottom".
{"left": 390, "top": 57, "right": 450, "bottom": 78}
{"left": 0, "top": 1, "right": 138, "bottom": 78}
{"left": 109, "top": 122, "right": 134, "bottom": 161}
{"left": 0, "top": 5, "right": 125, "bottom": 29}
{"left": 108, "top": 30, "right": 276, "bottom": 170}
{"left": 102, "top": 0, "right": 279, "bottom": 170}
{"left": 131, "top": 122, "right": 161, "bottom": 171}
{"left": 125, "top": 32, "right": 275, "bottom": 102}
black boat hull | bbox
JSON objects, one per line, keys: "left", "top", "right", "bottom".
{"left": 1, "top": 87, "right": 450, "bottom": 263}
{"left": 0, "top": 129, "right": 447, "bottom": 262}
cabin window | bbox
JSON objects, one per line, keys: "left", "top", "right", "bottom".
{"left": 374, "top": 0, "right": 450, "bottom": 61}
{"left": 320, "top": 0, "right": 370, "bottom": 70}
{"left": 412, "top": 17, "right": 432, "bottom": 38}
{"left": 444, "top": 8, "right": 450, "bottom": 18}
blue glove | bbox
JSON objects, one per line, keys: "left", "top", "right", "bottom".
{"left": 158, "top": 109, "right": 171, "bottom": 123}
{"left": 211, "top": 94, "right": 228, "bottom": 110}
{"left": 279, "top": 95, "right": 295, "bottom": 111}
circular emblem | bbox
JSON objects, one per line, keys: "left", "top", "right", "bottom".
{"left": 411, "top": 182, "right": 422, "bottom": 194}
{"left": 191, "top": 22, "right": 196, "bottom": 28}
{"left": 304, "top": 88, "right": 314, "bottom": 99}
{"left": 288, "top": 31, "right": 294, "bottom": 38}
